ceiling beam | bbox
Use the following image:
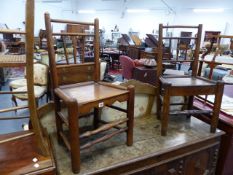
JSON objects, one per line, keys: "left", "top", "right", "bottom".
{"left": 160, "top": 0, "right": 176, "bottom": 14}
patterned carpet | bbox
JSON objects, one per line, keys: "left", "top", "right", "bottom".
{"left": 3, "top": 67, "right": 24, "bottom": 79}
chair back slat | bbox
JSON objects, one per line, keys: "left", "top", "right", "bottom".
{"left": 57, "top": 64, "right": 94, "bottom": 85}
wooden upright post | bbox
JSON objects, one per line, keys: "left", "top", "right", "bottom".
{"left": 26, "top": 0, "right": 48, "bottom": 155}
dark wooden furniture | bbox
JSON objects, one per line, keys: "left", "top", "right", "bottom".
{"left": 45, "top": 15, "right": 135, "bottom": 173}
{"left": 194, "top": 99, "right": 233, "bottom": 175}
{"left": 118, "top": 34, "right": 145, "bottom": 60}
{"left": 127, "top": 46, "right": 145, "bottom": 60}
{"left": 156, "top": 24, "right": 225, "bottom": 136}
{"left": 176, "top": 31, "right": 192, "bottom": 59}
{"left": 133, "top": 66, "right": 157, "bottom": 85}
{"left": 127, "top": 35, "right": 144, "bottom": 59}
{"left": 102, "top": 48, "right": 122, "bottom": 70}
{"left": 2, "top": 29, "right": 25, "bottom": 54}
{"left": 204, "top": 31, "right": 221, "bottom": 43}
{"left": 0, "top": 0, "right": 54, "bottom": 174}
{"left": 145, "top": 34, "right": 158, "bottom": 47}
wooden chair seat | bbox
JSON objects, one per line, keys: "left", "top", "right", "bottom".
{"left": 159, "top": 76, "right": 224, "bottom": 136}
{"left": 9, "top": 78, "right": 27, "bottom": 89}
{"left": 10, "top": 63, "right": 49, "bottom": 106}
{"left": 59, "top": 82, "right": 128, "bottom": 105}
{"left": 13, "top": 85, "right": 46, "bottom": 99}
{"left": 160, "top": 76, "right": 216, "bottom": 88}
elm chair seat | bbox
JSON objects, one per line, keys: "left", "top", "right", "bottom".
{"left": 10, "top": 63, "right": 49, "bottom": 107}
{"left": 9, "top": 78, "right": 27, "bottom": 89}
{"left": 13, "top": 85, "right": 46, "bottom": 99}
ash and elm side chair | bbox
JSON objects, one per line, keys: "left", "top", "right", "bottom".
{"left": 45, "top": 14, "right": 135, "bottom": 173}
{"left": 156, "top": 24, "right": 224, "bottom": 136}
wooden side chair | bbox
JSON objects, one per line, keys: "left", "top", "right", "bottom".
{"left": 156, "top": 24, "right": 224, "bottom": 136}
{"left": 45, "top": 14, "right": 135, "bottom": 173}
{"left": 0, "top": 1, "right": 52, "bottom": 174}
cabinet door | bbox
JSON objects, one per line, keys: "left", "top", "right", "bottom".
{"left": 184, "top": 146, "right": 219, "bottom": 175}
{"left": 184, "top": 151, "right": 209, "bottom": 175}
{"left": 129, "top": 145, "right": 219, "bottom": 175}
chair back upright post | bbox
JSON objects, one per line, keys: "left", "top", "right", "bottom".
{"left": 192, "top": 24, "right": 202, "bottom": 76}
{"left": 156, "top": 24, "right": 164, "bottom": 87}
{"left": 25, "top": 0, "right": 49, "bottom": 156}
{"left": 94, "top": 18, "right": 100, "bottom": 82}
{"left": 44, "top": 13, "right": 59, "bottom": 89}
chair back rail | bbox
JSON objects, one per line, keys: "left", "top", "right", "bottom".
{"left": 57, "top": 64, "right": 95, "bottom": 85}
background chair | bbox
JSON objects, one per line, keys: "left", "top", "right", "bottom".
{"left": 156, "top": 24, "right": 224, "bottom": 136}
{"left": 119, "top": 55, "right": 136, "bottom": 80}
{"left": 11, "top": 63, "right": 49, "bottom": 107}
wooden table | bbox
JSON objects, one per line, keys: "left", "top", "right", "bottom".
{"left": 47, "top": 114, "right": 224, "bottom": 175}
{"left": 101, "top": 49, "right": 122, "bottom": 70}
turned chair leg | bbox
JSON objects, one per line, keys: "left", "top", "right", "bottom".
{"left": 68, "top": 101, "right": 80, "bottom": 173}
{"left": 11, "top": 95, "right": 18, "bottom": 107}
{"left": 127, "top": 86, "right": 134, "bottom": 146}
{"left": 93, "top": 107, "right": 101, "bottom": 129}
{"left": 54, "top": 95, "right": 63, "bottom": 144}
{"left": 187, "top": 96, "right": 194, "bottom": 119}
{"left": 161, "top": 84, "right": 171, "bottom": 136}
{"left": 211, "top": 82, "right": 224, "bottom": 133}
{"left": 157, "top": 95, "right": 161, "bottom": 120}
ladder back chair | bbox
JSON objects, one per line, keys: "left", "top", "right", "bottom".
{"left": 156, "top": 24, "right": 224, "bottom": 136}
{"left": 198, "top": 34, "right": 233, "bottom": 79}
{"left": 0, "top": 0, "right": 49, "bottom": 170}
{"left": 197, "top": 34, "right": 233, "bottom": 106}
{"left": 45, "top": 13, "right": 135, "bottom": 173}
